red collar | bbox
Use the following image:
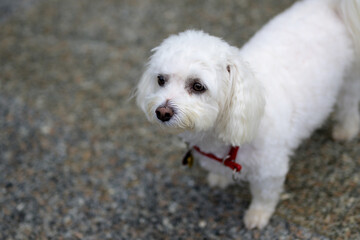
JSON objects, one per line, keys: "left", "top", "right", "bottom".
{"left": 193, "top": 145, "right": 242, "bottom": 172}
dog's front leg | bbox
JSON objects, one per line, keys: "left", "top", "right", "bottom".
{"left": 244, "top": 175, "right": 285, "bottom": 229}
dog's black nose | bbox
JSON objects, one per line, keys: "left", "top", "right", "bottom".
{"left": 155, "top": 106, "right": 174, "bottom": 122}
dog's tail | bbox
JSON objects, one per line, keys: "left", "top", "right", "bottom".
{"left": 337, "top": 0, "right": 360, "bottom": 65}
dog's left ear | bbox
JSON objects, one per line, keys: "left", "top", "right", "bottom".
{"left": 216, "top": 49, "right": 265, "bottom": 145}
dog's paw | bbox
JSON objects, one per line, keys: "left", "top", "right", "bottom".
{"left": 332, "top": 118, "right": 359, "bottom": 141}
{"left": 207, "top": 172, "right": 232, "bottom": 189}
{"left": 244, "top": 207, "right": 273, "bottom": 230}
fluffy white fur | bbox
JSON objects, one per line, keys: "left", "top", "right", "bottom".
{"left": 136, "top": 0, "right": 360, "bottom": 229}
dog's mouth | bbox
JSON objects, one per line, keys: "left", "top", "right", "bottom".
{"left": 144, "top": 97, "right": 197, "bottom": 131}
{"left": 156, "top": 109, "right": 181, "bottom": 127}
{"left": 154, "top": 107, "right": 196, "bottom": 131}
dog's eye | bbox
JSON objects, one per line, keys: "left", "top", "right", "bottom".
{"left": 192, "top": 82, "right": 206, "bottom": 92}
{"left": 157, "top": 74, "right": 166, "bottom": 87}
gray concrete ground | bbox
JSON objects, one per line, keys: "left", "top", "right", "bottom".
{"left": 0, "top": 0, "right": 359, "bottom": 239}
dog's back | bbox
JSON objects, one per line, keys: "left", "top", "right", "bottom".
{"left": 239, "top": 0, "right": 359, "bottom": 148}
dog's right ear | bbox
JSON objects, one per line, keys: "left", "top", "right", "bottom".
{"left": 215, "top": 49, "right": 265, "bottom": 146}
{"left": 135, "top": 67, "right": 155, "bottom": 114}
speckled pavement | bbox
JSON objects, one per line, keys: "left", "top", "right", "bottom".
{"left": 0, "top": 0, "right": 359, "bottom": 239}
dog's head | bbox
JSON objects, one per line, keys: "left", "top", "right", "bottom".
{"left": 136, "top": 30, "right": 265, "bottom": 145}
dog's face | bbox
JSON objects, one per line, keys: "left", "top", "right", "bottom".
{"left": 138, "top": 65, "right": 221, "bottom": 132}
{"left": 136, "top": 31, "right": 230, "bottom": 132}
{"left": 136, "top": 30, "right": 265, "bottom": 145}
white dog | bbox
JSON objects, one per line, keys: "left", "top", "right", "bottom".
{"left": 136, "top": 0, "right": 360, "bottom": 229}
